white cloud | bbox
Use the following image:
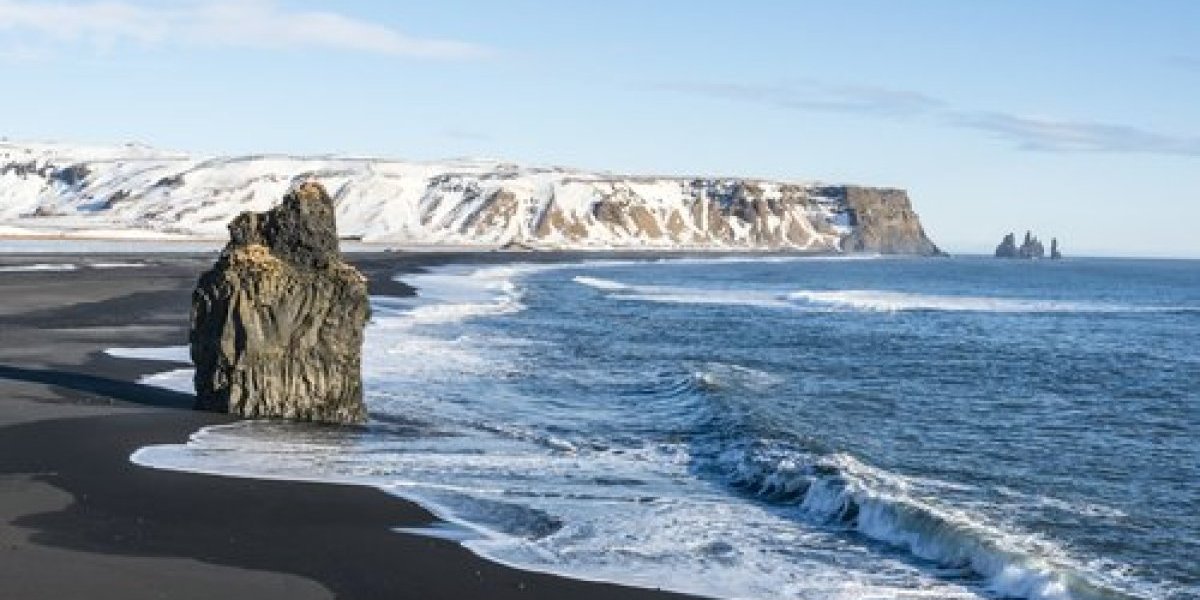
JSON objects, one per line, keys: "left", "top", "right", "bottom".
{"left": 0, "top": 0, "right": 488, "bottom": 59}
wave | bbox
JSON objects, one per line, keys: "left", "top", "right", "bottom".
{"left": 573, "top": 276, "right": 793, "bottom": 309}
{"left": 571, "top": 275, "right": 632, "bottom": 292}
{"left": 783, "top": 290, "right": 1190, "bottom": 313}
{"left": 0, "top": 263, "right": 78, "bottom": 272}
{"left": 89, "top": 261, "right": 147, "bottom": 269}
{"left": 712, "top": 442, "right": 1148, "bottom": 600}
{"left": 691, "top": 362, "right": 784, "bottom": 393}
{"left": 574, "top": 276, "right": 1197, "bottom": 314}
{"left": 644, "top": 253, "right": 884, "bottom": 265}
{"left": 380, "top": 264, "right": 552, "bottom": 328}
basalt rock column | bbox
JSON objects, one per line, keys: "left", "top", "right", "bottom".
{"left": 190, "top": 181, "right": 369, "bottom": 424}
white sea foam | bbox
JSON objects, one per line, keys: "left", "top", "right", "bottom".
{"left": 571, "top": 275, "right": 632, "bottom": 291}
{"left": 787, "top": 290, "right": 1109, "bottom": 313}
{"left": 576, "top": 275, "right": 1193, "bottom": 315}
{"left": 0, "top": 263, "right": 78, "bottom": 272}
{"left": 89, "top": 261, "right": 147, "bottom": 269}
{"left": 692, "top": 362, "right": 784, "bottom": 392}
{"left": 647, "top": 253, "right": 883, "bottom": 265}
{"left": 138, "top": 368, "right": 195, "bottom": 394}
{"left": 105, "top": 345, "right": 191, "bottom": 363}
{"left": 574, "top": 276, "right": 792, "bottom": 308}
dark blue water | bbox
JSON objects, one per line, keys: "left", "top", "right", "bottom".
{"left": 136, "top": 255, "right": 1200, "bottom": 599}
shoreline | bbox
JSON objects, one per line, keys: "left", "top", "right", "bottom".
{"left": 0, "top": 252, "right": 697, "bottom": 599}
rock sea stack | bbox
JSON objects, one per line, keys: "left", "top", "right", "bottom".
{"left": 995, "top": 230, "right": 1056, "bottom": 259}
{"left": 190, "top": 181, "right": 369, "bottom": 424}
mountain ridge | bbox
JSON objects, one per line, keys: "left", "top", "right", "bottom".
{"left": 0, "top": 140, "right": 941, "bottom": 254}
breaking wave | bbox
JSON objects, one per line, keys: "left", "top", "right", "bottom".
{"left": 706, "top": 441, "right": 1146, "bottom": 600}
{"left": 574, "top": 276, "right": 1198, "bottom": 314}
{"left": 0, "top": 262, "right": 78, "bottom": 272}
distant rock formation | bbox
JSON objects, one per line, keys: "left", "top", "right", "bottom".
{"left": 190, "top": 181, "right": 369, "bottom": 424}
{"left": 994, "top": 233, "right": 1019, "bottom": 258}
{"left": 1019, "top": 231, "right": 1045, "bottom": 259}
{"left": 1050, "top": 238, "right": 1062, "bottom": 260}
{"left": 995, "top": 231, "right": 1053, "bottom": 259}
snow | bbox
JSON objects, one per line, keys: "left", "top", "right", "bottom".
{"left": 0, "top": 140, "right": 863, "bottom": 251}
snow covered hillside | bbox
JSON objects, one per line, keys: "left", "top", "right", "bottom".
{"left": 0, "top": 141, "right": 940, "bottom": 253}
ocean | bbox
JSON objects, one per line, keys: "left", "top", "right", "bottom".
{"left": 131, "top": 255, "right": 1199, "bottom": 600}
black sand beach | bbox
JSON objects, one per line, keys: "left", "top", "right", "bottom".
{"left": 0, "top": 252, "right": 696, "bottom": 600}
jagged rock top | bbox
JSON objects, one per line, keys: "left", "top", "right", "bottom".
{"left": 227, "top": 181, "right": 342, "bottom": 270}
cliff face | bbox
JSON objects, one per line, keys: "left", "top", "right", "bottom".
{"left": 0, "top": 141, "right": 942, "bottom": 255}
{"left": 190, "top": 181, "right": 369, "bottom": 424}
{"left": 834, "top": 186, "right": 942, "bottom": 255}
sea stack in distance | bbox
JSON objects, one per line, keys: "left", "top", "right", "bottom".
{"left": 995, "top": 231, "right": 1055, "bottom": 259}
{"left": 190, "top": 180, "right": 369, "bottom": 424}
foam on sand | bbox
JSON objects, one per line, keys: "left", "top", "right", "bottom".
{"left": 105, "top": 346, "right": 191, "bottom": 363}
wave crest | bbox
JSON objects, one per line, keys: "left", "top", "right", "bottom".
{"left": 713, "top": 443, "right": 1145, "bottom": 600}
{"left": 574, "top": 275, "right": 1196, "bottom": 314}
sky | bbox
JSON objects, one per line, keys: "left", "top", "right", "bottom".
{"left": 1, "top": 1, "right": 1198, "bottom": 257}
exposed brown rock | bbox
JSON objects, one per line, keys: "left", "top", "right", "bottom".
{"left": 838, "top": 186, "right": 942, "bottom": 255}
{"left": 470, "top": 189, "right": 520, "bottom": 234}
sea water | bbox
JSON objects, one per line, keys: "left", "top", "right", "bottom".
{"left": 131, "top": 255, "right": 1199, "bottom": 599}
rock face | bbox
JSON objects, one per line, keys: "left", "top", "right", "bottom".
{"left": 190, "top": 181, "right": 369, "bottom": 424}
{"left": 995, "top": 231, "right": 1051, "bottom": 259}
{"left": 835, "top": 186, "right": 942, "bottom": 255}
{"left": 1019, "top": 232, "right": 1046, "bottom": 259}
{"left": 994, "top": 233, "right": 1019, "bottom": 258}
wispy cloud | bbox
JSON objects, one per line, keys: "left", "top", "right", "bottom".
{"left": 652, "top": 80, "right": 1200, "bottom": 157}
{"left": 948, "top": 111, "right": 1200, "bottom": 155}
{"left": 0, "top": 0, "right": 489, "bottom": 59}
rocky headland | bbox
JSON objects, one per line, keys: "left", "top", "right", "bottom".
{"left": 835, "top": 186, "right": 943, "bottom": 255}
{"left": 190, "top": 181, "right": 369, "bottom": 424}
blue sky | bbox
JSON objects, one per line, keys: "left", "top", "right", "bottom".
{"left": 2, "top": 1, "right": 1198, "bottom": 257}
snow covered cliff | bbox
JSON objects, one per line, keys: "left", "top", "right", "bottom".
{"left": 0, "top": 141, "right": 940, "bottom": 253}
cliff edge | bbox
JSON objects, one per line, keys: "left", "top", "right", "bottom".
{"left": 834, "top": 186, "right": 942, "bottom": 255}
